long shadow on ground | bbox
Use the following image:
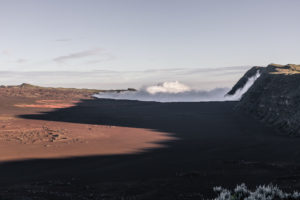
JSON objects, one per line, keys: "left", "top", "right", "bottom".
{"left": 1, "top": 98, "right": 300, "bottom": 198}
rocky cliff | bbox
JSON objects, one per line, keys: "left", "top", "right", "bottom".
{"left": 229, "top": 63, "right": 300, "bottom": 136}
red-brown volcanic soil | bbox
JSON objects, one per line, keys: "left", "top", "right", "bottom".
{"left": 0, "top": 97, "right": 173, "bottom": 162}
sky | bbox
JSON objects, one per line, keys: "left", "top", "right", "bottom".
{"left": 0, "top": 0, "right": 299, "bottom": 89}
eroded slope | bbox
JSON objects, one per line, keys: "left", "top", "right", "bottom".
{"left": 229, "top": 64, "right": 300, "bottom": 135}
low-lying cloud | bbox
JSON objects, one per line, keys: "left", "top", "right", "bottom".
{"left": 94, "top": 71, "right": 261, "bottom": 102}
{"left": 94, "top": 81, "right": 229, "bottom": 102}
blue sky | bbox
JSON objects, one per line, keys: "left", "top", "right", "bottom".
{"left": 0, "top": 0, "right": 299, "bottom": 89}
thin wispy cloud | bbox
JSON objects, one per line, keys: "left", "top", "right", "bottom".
{"left": 16, "top": 59, "right": 28, "bottom": 64}
{"left": 182, "top": 66, "right": 251, "bottom": 74}
{"left": 85, "top": 54, "right": 116, "bottom": 65}
{"left": 53, "top": 48, "right": 103, "bottom": 63}
{"left": 55, "top": 38, "right": 72, "bottom": 42}
{"left": 1, "top": 50, "right": 11, "bottom": 55}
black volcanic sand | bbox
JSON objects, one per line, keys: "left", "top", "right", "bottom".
{"left": 1, "top": 99, "right": 300, "bottom": 199}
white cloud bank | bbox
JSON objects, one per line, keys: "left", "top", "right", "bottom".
{"left": 146, "top": 81, "right": 191, "bottom": 94}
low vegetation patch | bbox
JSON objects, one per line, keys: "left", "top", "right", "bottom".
{"left": 212, "top": 184, "right": 300, "bottom": 200}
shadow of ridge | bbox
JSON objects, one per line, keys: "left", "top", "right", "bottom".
{"left": 16, "top": 98, "right": 240, "bottom": 159}
{"left": 3, "top": 98, "right": 291, "bottom": 193}
{"left": 1, "top": 99, "right": 239, "bottom": 180}
{"left": 18, "top": 98, "right": 238, "bottom": 132}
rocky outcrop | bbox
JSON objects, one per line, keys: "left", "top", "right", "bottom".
{"left": 229, "top": 64, "right": 300, "bottom": 136}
